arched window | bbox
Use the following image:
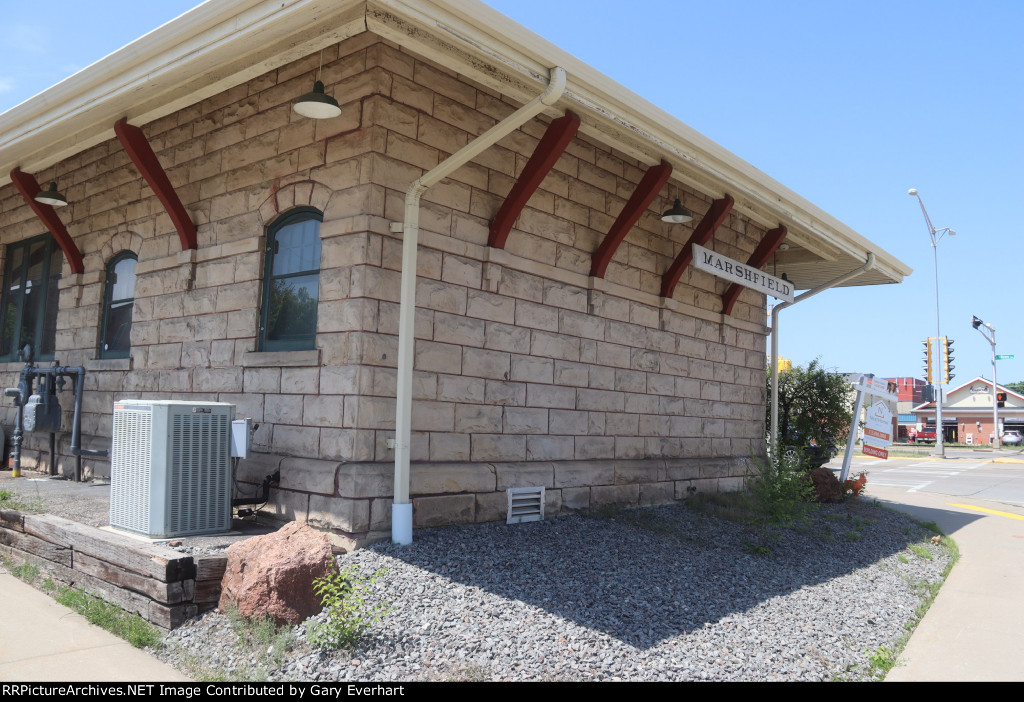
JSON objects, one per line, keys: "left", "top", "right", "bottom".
{"left": 99, "top": 252, "right": 137, "bottom": 359}
{"left": 0, "top": 234, "right": 62, "bottom": 361}
{"left": 259, "top": 208, "right": 322, "bottom": 352}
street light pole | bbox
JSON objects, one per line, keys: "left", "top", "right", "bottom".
{"left": 973, "top": 316, "right": 999, "bottom": 448}
{"left": 909, "top": 188, "right": 955, "bottom": 458}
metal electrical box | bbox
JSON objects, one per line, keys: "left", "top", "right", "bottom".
{"left": 109, "top": 400, "right": 234, "bottom": 538}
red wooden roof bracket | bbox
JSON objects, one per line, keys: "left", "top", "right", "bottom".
{"left": 721, "top": 225, "right": 788, "bottom": 315}
{"left": 590, "top": 159, "right": 673, "bottom": 278}
{"left": 489, "top": 111, "right": 580, "bottom": 249}
{"left": 114, "top": 118, "right": 197, "bottom": 251}
{"left": 660, "top": 194, "right": 734, "bottom": 298}
{"left": 8, "top": 168, "right": 84, "bottom": 274}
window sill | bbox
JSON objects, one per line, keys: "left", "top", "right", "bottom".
{"left": 242, "top": 349, "right": 321, "bottom": 368}
{"left": 85, "top": 358, "right": 132, "bottom": 372}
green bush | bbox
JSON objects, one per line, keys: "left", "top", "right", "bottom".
{"left": 306, "top": 562, "right": 390, "bottom": 650}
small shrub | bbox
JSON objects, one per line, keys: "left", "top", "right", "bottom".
{"left": 748, "top": 451, "right": 815, "bottom": 525}
{"left": 307, "top": 562, "right": 390, "bottom": 650}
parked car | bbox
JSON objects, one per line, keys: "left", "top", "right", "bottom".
{"left": 913, "top": 428, "right": 937, "bottom": 443}
{"left": 1001, "top": 430, "right": 1022, "bottom": 445}
{"left": 784, "top": 435, "right": 838, "bottom": 469}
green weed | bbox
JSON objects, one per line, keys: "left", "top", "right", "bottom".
{"left": 908, "top": 543, "right": 933, "bottom": 560}
{"left": 866, "top": 645, "right": 899, "bottom": 677}
{"left": 54, "top": 586, "right": 161, "bottom": 648}
{"left": 307, "top": 562, "right": 391, "bottom": 650}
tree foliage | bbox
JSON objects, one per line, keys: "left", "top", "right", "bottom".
{"left": 767, "top": 359, "right": 852, "bottom": 452}
{"left": 1004, "top": 381, "right": 1024, "bottom": 395}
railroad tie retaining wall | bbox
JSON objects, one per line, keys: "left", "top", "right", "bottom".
{"left": 0, "top": 508, "right": 225, "bottom": 630}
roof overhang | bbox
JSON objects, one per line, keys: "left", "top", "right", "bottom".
{"left": 0, "top": 0, "right": 911, "bottom": 290}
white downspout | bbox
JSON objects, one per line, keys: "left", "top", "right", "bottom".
{"left": 391, "top": 66, "right": 568, "bottom": 545}
{"left": 769, "top": 253, "right": 876, "bottom": 455}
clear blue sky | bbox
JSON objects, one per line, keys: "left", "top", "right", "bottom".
{"left": 2, "top": 1, "right": 1022, "bottom": 386}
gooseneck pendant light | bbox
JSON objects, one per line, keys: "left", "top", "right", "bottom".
{"left": 661, "top": 198, "right": 692, "bottom": 224}
{"left": 35, "top": 181, "right": 68, "bottom": 207}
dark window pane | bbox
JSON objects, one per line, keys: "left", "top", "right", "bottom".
{"left": 101, "top": 254, "right": 136, "bottom": 359}
{"left": 1, "top": 235, "right": 59, "bottom": 361}
{"left": 272, "top": 219, "right": 321, "bottom": 276}
{"left": 264, "top": 274, "right": 319, "bottom": 347}
{"left": 261, "top": 211, "right": 321, "bottom": 352}
{"left": 109, "top": 257, "right": 136, "bottom": 302}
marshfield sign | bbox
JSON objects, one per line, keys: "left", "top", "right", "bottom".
{"left": 692, "top": 244, "right": 794, "bottom": 302}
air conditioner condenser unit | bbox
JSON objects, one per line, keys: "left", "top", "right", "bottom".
{"left": 110, "top": 399, "right": 234, "bottom": 538}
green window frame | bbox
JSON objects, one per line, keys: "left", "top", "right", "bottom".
{"left": 99, "top": 251, "right": 137, "bottom": 359}
{"left": 0, "top": 234, "right": 62, "bottom": 362}
{"left": 259, "top": 208, "right": 322, "bottom": 352}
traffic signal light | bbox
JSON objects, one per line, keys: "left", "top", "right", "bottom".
{"left": 942, "top": 337, "right": 955, "bottom": 383}
{"left": 997, "top": 392, "right": 1006, "bottom": 408}
{"left": 922, "top": 338, "right": 933, "bottom": 383}
{"left": 972, "top": 316, "right": 983, "bottom": 330}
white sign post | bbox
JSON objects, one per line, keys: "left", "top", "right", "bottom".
{"left": 840, "top": 376, "right": 897, "bottom": 483}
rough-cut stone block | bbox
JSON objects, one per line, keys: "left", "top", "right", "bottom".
{"left": 475, "top": 492, "right": 507, "bottom": 524}
{"left": 554, "top": 460, "right": 614, "bottom": 488}
{"left": 503, "top": 407, "right": 547, "bottom": 434}
{"left": 560, "top": 487, "right": 590, "bottom": 511}
{"left": 639, "top": 481, "right": 675, "bottom": 506}
{"left": 484, "top": 380, "right": 525, "bottom": 406}
{"left": 575, "top": 436, "right": 615, "bottom": 460}
{"left": 454, "top": 404, "right": 502, "bottom": 433}
{"left": 471, "top": 434, "right": 525, "bottom": 462}
{"left": 491, "top": 462, "right": 554, "bottom": 490}
{"left": 307, "top": 495, "right": 371, "bottom": 534}
{"left": 413, "top": 494, "right": 475, "bottom": 528}
{"left": 591, "top": 484, "right": 639, "bottom": 509}
{"left": 526, "top": 436, "right": 575, "bottom": 461}
{"left": 336, "top": 462, "right": 395, "bottom": 499}
{"left": 613, "top": 459, "right": 664, "bottom": 485}
{"left": 462, "top": 348, "right": 510, "bottom": 380}
{"left": 278, "top": 456, "right": 337, "bottom": 495}
{"left": 428, "top": 433, "right": 471, "bottom": 461}
{"left": 411, "top": 462, "right": 495, "bottom": 494}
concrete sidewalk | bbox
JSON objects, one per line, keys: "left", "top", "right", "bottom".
{"left": 869, "top": 486, "right": 1024, "bottom": 682}
{"left": 0, "top": 569, "right": 191, "bottom": 682}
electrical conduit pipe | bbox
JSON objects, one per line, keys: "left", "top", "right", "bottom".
{"left": 392, "top": 66, "right": 568, "bottom": 545}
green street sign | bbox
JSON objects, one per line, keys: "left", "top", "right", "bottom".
{"left": 996, "top": 354, "right": 1014, "bottom": 360}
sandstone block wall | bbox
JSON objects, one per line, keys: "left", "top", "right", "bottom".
{"left": 0, "top": 33, "right": 769, "bottom": 543}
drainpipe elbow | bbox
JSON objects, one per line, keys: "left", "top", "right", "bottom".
{"left": 540, "top": 66, "right": 567, "bottom": 106}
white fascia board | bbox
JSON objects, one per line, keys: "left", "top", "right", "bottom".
{"left": 0, "top": 0, "right": 366, "bottom": 177}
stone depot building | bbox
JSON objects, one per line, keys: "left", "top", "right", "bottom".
{"left": 0, "top": 0, "right": 909, "bottom": 545}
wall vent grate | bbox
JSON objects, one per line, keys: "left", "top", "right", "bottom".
{"left": 507, "top": 486, "right": 545, "bottom": 524}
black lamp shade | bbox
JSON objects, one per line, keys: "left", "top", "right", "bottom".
{"left": 293, "top": 80, "right": 341, "bottom": 119}
{"left": 35, "top": 182, "right": 68, "bottom": 207}
{"left": 661, "top": 198, "right": 692, "bottom": 224}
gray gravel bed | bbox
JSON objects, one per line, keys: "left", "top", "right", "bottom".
{"left": 154, "top": 500, "right": 949, "bottom": 682}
